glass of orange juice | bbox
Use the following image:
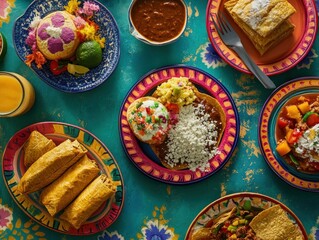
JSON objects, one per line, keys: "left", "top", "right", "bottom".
{"left": 0, "top": 72, "right": 35, "bottom": 117}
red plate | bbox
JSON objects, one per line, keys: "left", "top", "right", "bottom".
{"left": 206, "top": 0, "right": 318, "bottom": 75}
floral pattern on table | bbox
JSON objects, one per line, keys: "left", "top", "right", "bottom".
{"left": 97, "top": 230, "right": 125, "bottom": 240}
{"left": 136, "top": 206, "right": 179, "bottom": 240}
{"left": 297, "top": 48, "right": 318, "bottom": 69}
{"left": 0, "top": 0, "right": 14, "bottom": 26}
{"left": 0, "top": 197, "right": 47, "bottom": 240}
{"left": 310, "top": 216, "right": 319, "bottom": 240}
{"left": 201, "top": 42, "right": 227, "bottom": 69}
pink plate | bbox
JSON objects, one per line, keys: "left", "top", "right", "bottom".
{"left": 119, "top": 65, "right": 239, "bottom": 184}
{"left": 206, "top": 0, "right": 318, "bottom": 76}
{"left": 185, "top": 192, "right": 307, "bottom": 239}
{"left": 2, "top": 122, "right": 124, "bottom": 235}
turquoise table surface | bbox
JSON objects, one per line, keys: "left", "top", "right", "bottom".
{"left": 1, "top": 0, "right": 319, "bottom": 239}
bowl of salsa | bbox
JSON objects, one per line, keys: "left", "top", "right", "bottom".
{"left": 128, "top": 0, "right": 187, "bottom": 46}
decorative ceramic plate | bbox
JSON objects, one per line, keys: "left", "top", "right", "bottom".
{"left": 206, "top": 0, "right": 317, "bottom": 76}
{"left": 259, "top": 77, "right": 319, "bottom": 192}
{"left": 13, "top": 0, "right": 120, "bottom": 93}
{"left": 2, "top": 122, "right": 124, "bottom": 235}
{"left": 119, "top": 65, "right": 239, "bottom": 184}
{"left": 185, "top": 192, "right": 307, "bottom": 239}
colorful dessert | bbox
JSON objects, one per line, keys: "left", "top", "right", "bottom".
{"left": 25, "top": 0, "right": 105, "bottom": 75}
{"left": 127, "top": 97, "right": 169, "bottom": 145}
{"left": 36, "top": 11, "right": 80, "bottom": 60}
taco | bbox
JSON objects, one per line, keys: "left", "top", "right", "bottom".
{"left": 150, "top": 89, "right": 226, "bottom": 171}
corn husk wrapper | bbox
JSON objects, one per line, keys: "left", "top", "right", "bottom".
{"left": 40, "top": 154, "right": 100, "bottom": 216}
{"left": 23, "top": 131, "right": 56, "bottom": 168}
{"left": 17, "top": 139, "right": 87, "bottom": 194}
{"left": 60, "top": 174, "right": 116, "bottom": 229}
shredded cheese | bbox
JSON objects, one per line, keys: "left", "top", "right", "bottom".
{"left": 164, "top": 102, "right": 220, "bottom": 171}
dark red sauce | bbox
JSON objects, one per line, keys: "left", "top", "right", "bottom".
{"left": 130, "top": 0, "right": 186, "bottom": 43}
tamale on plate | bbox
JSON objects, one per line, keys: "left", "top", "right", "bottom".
{"left": 40, "top": 154, "right": 100, "bottom": 216}
{"left": 17, "top": 139, "right": 87, "bottom": 194}
{"left": 23, "top": 130, "right": 56, "bottom": 168}
{"left": 60, "top": 174, "right": 116, "bottom": 229}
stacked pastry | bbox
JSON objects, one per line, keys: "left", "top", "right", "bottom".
{"left": 224, "top": 0, "right": 296, "bottom": 55}
{"left": 17, "top": 131, "right": 116, "bottom": 229}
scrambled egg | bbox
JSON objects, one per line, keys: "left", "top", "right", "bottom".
{"left": 153, "top": 77, "right": 196, "bottom": 106}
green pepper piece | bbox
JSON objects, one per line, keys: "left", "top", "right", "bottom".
{"left": 302, "top": 111, "right": 314, "bottom": 122}
{"left": 227, "top": 225, "right": 237, "bottom": 233}
{"left": 289, "top": 154, "right": 299, "bottom": 166}
{"left": 243, "top": 200, "right": 251, "bottom": 211}
{"left": 136, "top": 102, "right": 143, "bottom": 109}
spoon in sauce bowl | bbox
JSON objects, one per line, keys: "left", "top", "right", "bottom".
{"left": 128, "top": 0, "right": 187, "bottom": 46}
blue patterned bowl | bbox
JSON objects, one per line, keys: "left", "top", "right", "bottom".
{"left": 13, "top": 0, "right": 120, "bottom": 93}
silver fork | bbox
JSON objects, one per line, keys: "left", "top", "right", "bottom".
{"left": 212, "top": 13, "right": 276, "bottom": 89}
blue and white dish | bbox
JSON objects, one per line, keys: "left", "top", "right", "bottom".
{"left": 13, "top": 0, "right": 120, "bottom": 93}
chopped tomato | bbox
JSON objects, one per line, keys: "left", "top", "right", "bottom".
{"left": 306, "top": 113, "right": 319, "bottom": 127}
{"left": 165, "top": 103, "right": 179, "bottom": 114}
{"left": 287, "top": 128, "right": 303, "bottom": 144}
{"left": 277, "top": 117, "right": 289, "bottom": 128}
{"left": 50, "top": 60, "right": 67, "bottom": 75}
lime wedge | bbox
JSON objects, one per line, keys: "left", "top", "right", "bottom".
{"left": 67, "top": 63, "right": 90, "bottom": 76}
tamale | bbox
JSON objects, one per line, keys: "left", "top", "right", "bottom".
{"left": 23, "top": 130, "right": 56, "bottom": 168}
{"left": 60, "top": 174, "right": 116, "bottom": 229}
{"left": 17, "top": 139, "right": 87, "bottom": 194}
{"left": 40, "top": 155, "right": 100, "bottom": 216}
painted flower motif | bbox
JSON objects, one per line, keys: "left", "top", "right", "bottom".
{"left": 0, "top": 205, "right": 13, "bottom": 231}
{"left": 37, "top": 12, "right": 76, "bottom": 54}
{"left": 97, "top": 230, "right": 125, "bottom": 240}
{"left": 297, "top": 48, "right": 318, "bottom": 69}
{"left": 310, "top": 216, "right": 319, "bottom": 240}
{"left": 201, "top": 42, "right": 227, "bottom": 69}
{"left": 141, "top": 220, "right": 174, "bottom": 240}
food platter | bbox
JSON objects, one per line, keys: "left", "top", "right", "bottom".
{"left": 2, "top": 122, "right": 124, "bottom": 235}
{"left": 206, "top": 0, "right": 317, "bottom": 76}
{"left": 259, "top": 77, "right": 319, "bottom": 192}
{"left": 119, "top": 65, "right": 239, "bottom": 184}
{"left": 185, "top": 192, "right": 307, "bottom": 239}
{"left": 13, "top": 0, "right": 120, "bottom": 93}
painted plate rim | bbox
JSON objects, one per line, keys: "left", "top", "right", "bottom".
{"left": 1, "top": 121, "right": 125, "bottom": 235}
{"left": 258, "top": 76, "right": 319, "bottom": 192}
{"left": 185, "top": 192, "right": 307, "bottom": 239}
{"left": 13, "top": 0, "right": 120, "bottom": 93}
{"left": 119, "top": 65, "right": 240, "bottom": 185}
{"left": 206, "top": 0, "right": 318, "bottom": 76}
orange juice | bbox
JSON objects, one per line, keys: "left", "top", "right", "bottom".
{"left": 0, "top": 72, "right": 35, "bottom": 117}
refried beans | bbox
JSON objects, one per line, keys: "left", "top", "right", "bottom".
{"left": 130, "top": 0, "right": 186, "bottom": 43}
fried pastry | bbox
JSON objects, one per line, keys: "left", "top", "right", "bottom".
{"left": 60, "top": 174, "right": 116, "bottom": 229}
{"left": 17, "top": 139, "right": 87, "bottom": 194}
{"left": 40, "top": 154, "right": 100, "bottom": 216}
{"left": 23, "top": 130, "right": 56, "bottom": 168}
{"left": 224, "top": 0, "right": 296, "bottom": 55}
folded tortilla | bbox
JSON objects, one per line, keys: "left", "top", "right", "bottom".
{"left": 40, "top": 154, "right": 100, "bottom": 216}
{"left": 60, "top": 174, "right": 116, "bottom": 229}
{"left": 249, "top": 205, "right": 304, "bottom": 240}
{"left": 23, "top": 130, "right": 56, "bottom": 168}
{"left": 17, "top": 139, "right": 87, "bottom": 194}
